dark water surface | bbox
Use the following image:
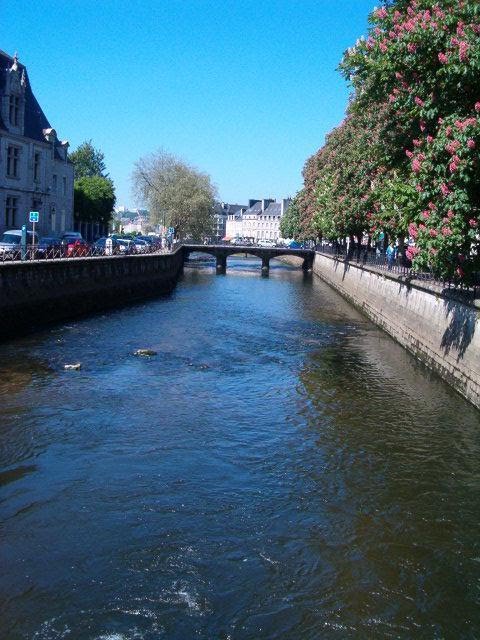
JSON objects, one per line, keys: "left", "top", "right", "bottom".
{"left": 1, "top": 258, "right": 479, "bottom": 639}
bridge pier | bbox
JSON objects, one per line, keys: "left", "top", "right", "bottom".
{"left": 302, "top": 256, "right": 313, "bottom": 271}
{"left": 216, "top": 256, "right": 227, "bottom": 273}
{"left": 261, "top": 256, "right": 270, "bottom": 275}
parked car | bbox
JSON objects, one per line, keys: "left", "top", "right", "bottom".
{"left": 133, "top": 238, "right": 149, "bottom": 253}
{"left": 36, "top": 236, "right": 64, "bottom": 259}
{"left": 0, "top": 229, "right": 38, "bottom": 260}
{"left": 258, "top": 239, "right": 276, "bottom": 247}
{"left": 92, "top": 237, "right": 121, "bottom": 256}
{"left": 65, "top": 238, "right": 89, "bottom": 257}
{"left": 116, "top": 238, "right": 136, "bottom": 254}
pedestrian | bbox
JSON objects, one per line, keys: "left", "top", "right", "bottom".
{"left": 386, "top": 242, "right": 396, "bottom": 270}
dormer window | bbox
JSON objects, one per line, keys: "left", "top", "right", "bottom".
{"left": 9, "top": 95, "right": 19, "bottom": 126}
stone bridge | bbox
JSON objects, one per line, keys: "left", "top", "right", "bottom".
{"left": 182, "top": 244, "right": 315, "bottom": 273}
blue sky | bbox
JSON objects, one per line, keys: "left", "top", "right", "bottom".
{"left": 2, "top": 0, "right": 374, "bottom": 207}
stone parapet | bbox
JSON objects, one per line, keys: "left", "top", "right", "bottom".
{"left": 313, "top": 252, "right": 480, "bottom": 410}
{"left": 0, "top": 250, "right": 184, "bottom": 339}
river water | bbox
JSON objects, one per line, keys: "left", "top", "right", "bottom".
{"left": 1, "top": 257, "right": 479, "bottom": 639}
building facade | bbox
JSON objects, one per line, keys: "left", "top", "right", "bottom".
{"left": 0, "top": 51, "right": 74, "bottom": 238}
{"left": 225, "top": 198, "right": 291, "bottom": 243}
{"left": 214, "top": 202, "right": 247, "bottom": 242}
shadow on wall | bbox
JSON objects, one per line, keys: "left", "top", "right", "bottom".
{"left": 440, "top": 295, "right": 477, "bottom": 359}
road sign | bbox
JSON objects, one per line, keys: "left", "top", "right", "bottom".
{"left": 168, "top": 227, "right": 175, "bottom": 235}
{"left": 29, "top": 211, "right": 39, "bottom": 223}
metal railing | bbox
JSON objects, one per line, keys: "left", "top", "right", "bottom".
{"left": 0, "top": 241, "right": 167, "bottom": 263}
{"left": 317, "top": 243, "right": 480, "bottom": 300}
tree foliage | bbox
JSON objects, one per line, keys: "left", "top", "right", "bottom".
{"left": 70, "top": 140, "right": 115, "bottom": 225}
{"left": 74, "top": 176, "right": 116, "bottom": 225}
{"left": 69, "top": 140, "right": 108, "bottom": 179}
{"left": 294, "top": 0, "right": 480, "bottom": 282}
{"left": 132, "top": 150, "right": 217, "bottom": 239}
{"left": 279, "top": 195, "right": 301, "bottom": 238}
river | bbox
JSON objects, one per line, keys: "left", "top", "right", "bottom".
{"left": 1, "top": 257, "right": 479, "bottom": 639}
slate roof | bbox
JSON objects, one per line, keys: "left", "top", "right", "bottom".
{"left": 243, "top": 201, "right": 263, "bottom": 215}
{"left": 264, "top": 202, "right": 282, "bottom": 216}
{"left": 0, "top": 50, "right": 52, "bottom": 142}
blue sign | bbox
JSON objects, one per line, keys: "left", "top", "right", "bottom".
{"left": 168, "top": 227, "right": 175, "bottom": 235}
{"left": 29, "top": 211, "right": 39, "bottom": 223}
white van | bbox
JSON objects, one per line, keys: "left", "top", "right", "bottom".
{"left": 0, "top": 229, "right": 39, "bottom": 260}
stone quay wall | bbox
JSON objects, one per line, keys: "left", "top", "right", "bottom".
{"left": 313, "top": 252, "right": 480, "bottom": 410}
{"left": 0, "top": 249, "right": 184, "bottom": 339}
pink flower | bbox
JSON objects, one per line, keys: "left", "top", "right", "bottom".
{"left": 419, "top": 223, "right": 427, "bottom": 231}
{"left": 429, "top": 228, "right": 438, "bottom": 237}
{"left": 438, "top": 52, "right": 448, "bottom": 64}
{"left": 422, "top": 210, "right": 430, "bottom": 219}
{"left": 412, "top": 158, "right": 421, "bottom": 173}
{"left": 415, "top": 96, "right": 425, "bottom": 107}
{"left": 420, "top": 121, "right": 426, "bottom": 132}
{"left": 459, "top": 42, "right": 469, "bottom": 62}
{"left": 405, "top": 149, "right": 414, "bottom": 158}
{"left": 475, "top": 102, "right": 480, "bottom": 113}
{"left": 408, "top": 42, "right": 417, "bottom": 53}
{"left": 429, "top": 247, "right": 438, "bottom": 255}
{"left": 449, "top": 162, "right": 458, "bottom": 173}
{"left": 445, "top": 126, "right": 452, "bottom": 137}
{"left": 469, "top": 218, "right": 478, "bottom": 227}
{"left": 408, "top": 222, "right": 418, "bottom": 238}
{"left": 426, "top": 135, "right": 434, "bottom": 143}
{"left": 440, "top": 183, "right": 450, "bottom": 196}
{"left": 406, "top": 245, "right": 420, "bottom": 259}
{"left": 428, "top": 202, "right": 436, "bottom": 210}
{"left": 416, "top": 183, "right": 424, "bottom": 192}
{"left": 375, "top": 6, "right": 388, "bottom": 19}
{"left": 413, "top": 138, "right": 421, "bottom": 147}
{"left": 441, "top": 226, "right": 452, "bottom": 236}
{"left": 379, "top": 41, "right": 388, "bottom": 53}
{"left": 447, "top": 210, "right": 454, "bottom": 219}
{"left": 467, "top": 139, "right": 476, "bottom": 149}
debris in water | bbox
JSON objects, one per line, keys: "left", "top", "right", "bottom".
{"left": 134, "top": 349, "right": 157, "bottom": 357}
{"left": 64, "top": 363, "right": 81, "bottom": 371}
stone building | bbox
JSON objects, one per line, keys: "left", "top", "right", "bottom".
{"left": 214, "top": 202, "right": 247, "bottom": 242}
{"left": 225, "top": 198, "right": 291, "bottom": 242}
{"left": 0, "top": 51, "right": 74, "bottom": 237}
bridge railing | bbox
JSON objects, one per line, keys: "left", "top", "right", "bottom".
{"left": 317, "top": 243, "right": 480, "bottom": 300}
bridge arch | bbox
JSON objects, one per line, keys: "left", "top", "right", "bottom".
{"left": 182, "top": 244, "right": 314, "bottom": 274}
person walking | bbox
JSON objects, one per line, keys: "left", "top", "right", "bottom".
{"left": 386, "top": 242, "right": 396, "bottom": 270}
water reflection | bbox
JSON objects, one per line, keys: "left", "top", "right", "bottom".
{"left": 0, "top": 258, "right": 479, "bottom": 639}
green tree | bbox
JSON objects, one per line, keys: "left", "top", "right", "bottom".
{"left": 69, "top": 140, "right": 108, "bottom": 179}
{"left": 70, "top": 141, "right": 115, "bottom": 230}
{"left": 132, "top": 150, "right": 217, "bottom": 239}
{"left": 279, "top": 196, "right": 301, "bottom": 238}
{"left": 74, "top": 176, "right": 116, "bottom": 226}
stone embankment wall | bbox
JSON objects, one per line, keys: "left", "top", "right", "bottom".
{"left": 313, "top": 252, "right": 480, "bottom": 410}
{"left": 0, "top": 250, "right": 184, "bottom": 339}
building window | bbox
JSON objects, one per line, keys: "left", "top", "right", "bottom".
{"left": 7, "top": 145, "right": 20, "bottom": 177}
{"left": 62, "top": 176, "right": 67, "bottom": 196}
{"left": 9, "top": 95, "right": 19, "bottom": 126}
{"left": 52, "top": 174, "right": 57, "bottom": 193}
{"left": 5, "top": 196, "right": 18, "bottom": 227}
{"left": 51, "top": 205, "right": 56, "bottom": 232}
{"left": 34, "top": 152, "right": 41, "bottom": 182}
